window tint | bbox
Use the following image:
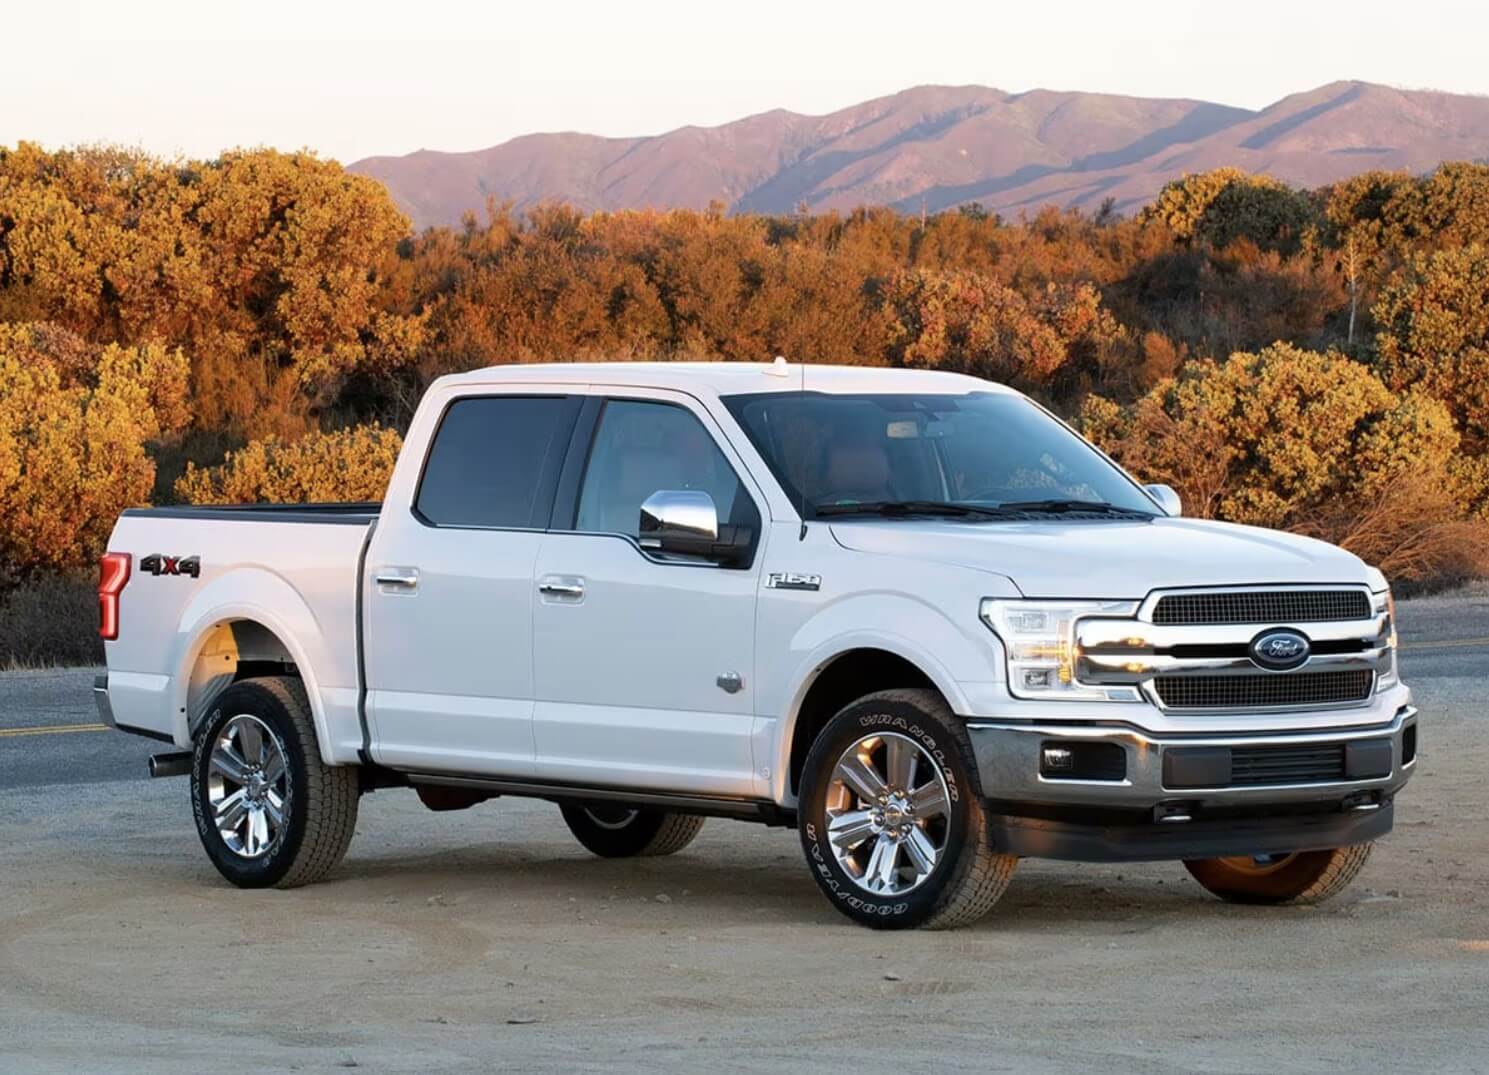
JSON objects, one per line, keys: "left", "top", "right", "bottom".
{"left": 575, "top": 400, "right": 756, "bottom": 538}
{"left": 416, "top": 396, "right": 578, "bottom": 528}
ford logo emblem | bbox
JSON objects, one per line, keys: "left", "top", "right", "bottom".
{"left": 1249, "top": 628, "right": 1311, "bottom": 671}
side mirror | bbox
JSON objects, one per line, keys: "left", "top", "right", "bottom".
{"left": 639, "top": 490, "right": 753, "bottom": 565}
{"left": 1144, "top": 483, "right": 1182, "bottom": 517}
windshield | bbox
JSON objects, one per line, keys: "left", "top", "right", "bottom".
{"left": 720, "top": 390, "right": 1157, "bottom": 519}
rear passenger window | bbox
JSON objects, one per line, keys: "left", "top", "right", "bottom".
{"left": 416, "top": 396, "right": 578, "bottom": 528}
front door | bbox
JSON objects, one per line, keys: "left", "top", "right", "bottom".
{"left": 531, "top": 393, "right": 766, "bottom": 797}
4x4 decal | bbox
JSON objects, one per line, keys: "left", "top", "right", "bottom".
{"left": 140, "top": 554, "right": 201, "bottom": 578}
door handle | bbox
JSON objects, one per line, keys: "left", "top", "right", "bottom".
{"left": 538, "top": 576, "right": 585, "bottom": 600}
{"left": 375, "top": 567, "right": 420, "bottom": 593}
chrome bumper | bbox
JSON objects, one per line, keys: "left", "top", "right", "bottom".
{"left": 966, "top": 705, "right": 1417, "bottom": 811}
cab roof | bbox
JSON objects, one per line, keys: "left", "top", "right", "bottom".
{"left": 440, "top": 361, "right": 1018, "bottom": 398}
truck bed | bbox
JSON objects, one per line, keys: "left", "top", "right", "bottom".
{"left": 103, "top": 504, "right": 378, "bottom": 756}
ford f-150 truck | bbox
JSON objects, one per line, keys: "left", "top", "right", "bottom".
{"left": 96, "top": 361, "right": 1415, "bottom": 928}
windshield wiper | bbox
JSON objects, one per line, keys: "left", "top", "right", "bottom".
{"left": 812, "top": 500, "right": 1011, "bottom": 520}
{"left": 994, "top": 498, "right": 1154, "bottom": 517}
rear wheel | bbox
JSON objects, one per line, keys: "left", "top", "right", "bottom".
{"left": 1183, "top": 844, "right": 1373, "bottom": 905}
{"left": 559, "top": 802, "right": 705, "bottom": 858}
{"left": 190, "top": 677, "right": 360, "bottom": 888}
{"left": 797, "top": 688, "right": 1017, "bottom": 929}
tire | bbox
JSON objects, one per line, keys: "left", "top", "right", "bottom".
{"left": 559, "top": 802, "right": 706, "bottom": 858}
{"left": 1183, "top": 843, "right": 1374, "bottom": 906}
{"left": 797, "top": 688, "right": 1017, "bottom": 930}
{"left": 190, "top": 676, "right": 360, "bottom": 889}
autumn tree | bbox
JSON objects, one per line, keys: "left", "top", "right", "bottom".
{"left": 0, "top": 323, "right": 189, "bottom": 579}
{"left": 0, "top": 144, "right": 418, "bottom": 435}
{"left": 1373, "top": 244, "right": 1489, "bottom": 451}
{"left": 1080, "top": 344, "right": 1485, "bottom": 580}
{"left": 1143, "top": 168, "right": 1285, "bottom": 240}
{"left": 880, "top": 268, "right": 1125, "bottom": 390}
{"left": 175, "top": 425, "right": 403, "bottom": 505}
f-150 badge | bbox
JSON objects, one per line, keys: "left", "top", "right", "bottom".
{"left": 765, "top": 572, "right": 821, "bottom": 591}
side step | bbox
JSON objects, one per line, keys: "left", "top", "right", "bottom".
{"left": 148, "top": 752, "right": 193, "bottom": 778}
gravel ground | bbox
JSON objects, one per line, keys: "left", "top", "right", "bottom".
{"left": 1, "top": 599, "right": 1486, "bottom": 1073}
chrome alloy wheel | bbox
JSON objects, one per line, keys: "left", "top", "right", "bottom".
{"left": 207, "top": 714, "right": 289, "bottom": 859}
{"left": 824, "top": 732, "right": 951, "bottom": 896}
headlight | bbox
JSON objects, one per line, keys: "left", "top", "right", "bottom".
{"left": 980, "top": 598, "right": 1141, "bottom": 701}
{"left": 1374, "top": 584, "right": 1399, "bottom": 691}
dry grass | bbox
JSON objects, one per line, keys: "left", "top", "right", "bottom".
{"left": 1296, "top": 473, "right": 1489, "bottom": 590}
{"left": 0, "top": 573, "right": 102, "bottom": 668}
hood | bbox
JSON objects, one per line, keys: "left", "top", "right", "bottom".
{"left": 828, "top": 516, "right": 1371, "bottom": 599}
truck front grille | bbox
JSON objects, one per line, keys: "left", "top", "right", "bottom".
{"left": 1151, "top": 589, "right": 1371, "bottom": 626}
{"left": 1153, "top": 670, "right": 1374, "bottom": 710}
{"left": 1229, "top": 743, "right": 1348, "bottom": 786}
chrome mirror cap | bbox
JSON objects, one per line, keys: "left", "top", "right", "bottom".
{"left": 639, "top": 490, "right": 719, "bottom": 547}
{"left": 1144, "top": 483, "right": 1182, "bottom": 517}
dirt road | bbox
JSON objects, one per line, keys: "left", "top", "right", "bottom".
{"left": 2, "top": 597, "right": 1487, "bottom": 1072}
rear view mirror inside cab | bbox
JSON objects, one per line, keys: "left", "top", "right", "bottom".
{"left": 886, "top": 418, "right": 948, "bottom": 439}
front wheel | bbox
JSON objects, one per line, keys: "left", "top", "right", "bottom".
{"left": 1183, "top": 844, "right": 1374, "bottom": 905}
{"left": 190, "top": 676, "right": 360, "bottom": 889}
{"left": 559, "top": 802, "right": 705, "bottom": 857}
{"left": 797, "top": 689, "right": 1017, "bottom": 929}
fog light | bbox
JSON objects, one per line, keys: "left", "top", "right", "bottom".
{"left": 1041, "top": 746, "right": 1074, "bottom": 771}
{"left": 1040, "top": 741, "right": 1127, "bottom": 781}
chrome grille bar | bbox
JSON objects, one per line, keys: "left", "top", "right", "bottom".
{"left": 1073, "top": 584, "right": 1387, "bottom": 713}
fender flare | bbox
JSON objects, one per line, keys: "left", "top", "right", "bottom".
{"left": 767, "top": 621, "right": 985, "bottom": 805}
{"left": 169, "top": 569, "right": 339, "bottom": 765}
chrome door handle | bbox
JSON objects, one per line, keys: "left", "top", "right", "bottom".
{"left": 538, "top": 576, "right": 585, "bottom": 599}
{"left": 375, "top": 567, "right": 420, "bottom": 593}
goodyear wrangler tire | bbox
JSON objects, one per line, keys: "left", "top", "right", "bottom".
{"left": 1183, "top": 844, "right": 1374, "bottom": 905}
{"left": 190, "top": 676, "right": 360, "bottom": 889}
{"left": 797, "top": 689, "right": 1017, "bottom": 929}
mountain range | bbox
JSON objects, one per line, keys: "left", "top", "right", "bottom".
{"left": 349, "top": 81, "right": 1489, "bottom": 229}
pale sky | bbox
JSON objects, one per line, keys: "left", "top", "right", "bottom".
{"left": 7, "top": 0, "right": 1488, "bottom": 164}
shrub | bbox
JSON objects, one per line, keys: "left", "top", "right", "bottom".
{"left": 0, "top": 324, "right": 189, "bottom": 582}
{"left": 881, "top": 268, "right": 1124, "bottom": 388}
{"left": 174, "top": 424, "right": 403, "bottom": 504}
{"left": 1081, "top": 343, "right": 1489, "bottom": 583}
{"left": 1373, "top": 244, "right": 1489, "bottom": 452}
{"left": 0, "top": 572, "right": 102, "bottom": 668}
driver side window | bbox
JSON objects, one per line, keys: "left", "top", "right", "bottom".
{"left": 575, "top": 399, "right": 754, "bottom": 539}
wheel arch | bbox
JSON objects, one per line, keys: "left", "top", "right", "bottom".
{"left": 170, "top": 571, "right": 341, "bottom": 764}
{"left": 776, "top": 638, "right": 963, "bottom": 805}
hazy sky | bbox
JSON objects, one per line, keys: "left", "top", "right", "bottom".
{"left": 9, "top": 0, "right": 1488, "bottom": 163}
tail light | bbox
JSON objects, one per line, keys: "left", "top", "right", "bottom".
{"left": 99, "top": 552, "right": 131, "bottom": 640}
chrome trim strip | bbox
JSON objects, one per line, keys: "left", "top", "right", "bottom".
{"left": 965, "top": 706, "right": 1414, "bottom": 747}
{"left": 965, "top": 706, "right": 1417, "bottom": 806}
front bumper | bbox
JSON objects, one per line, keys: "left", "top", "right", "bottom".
{"left": 966, "top": 705, "right": 1417, "bottom": 862}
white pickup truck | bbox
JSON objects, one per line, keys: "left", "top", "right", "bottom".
{"left": 96, "top": 361, "right": 1416, "bottom": 929}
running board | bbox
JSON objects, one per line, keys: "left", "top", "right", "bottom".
{"left": 405, "top": 771, "right": 796, "bottom": 826}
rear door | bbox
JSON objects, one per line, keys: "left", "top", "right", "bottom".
{"left": 364, "top": 390, "right": 583, "bottom": 775}
{"left": 530, "top": 390, "right": 766, "bottom": 797}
